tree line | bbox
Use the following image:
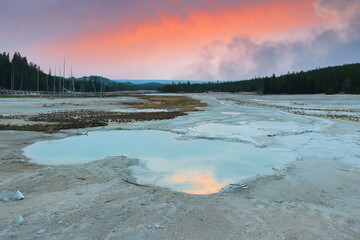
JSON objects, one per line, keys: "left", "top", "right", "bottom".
{"left": 160, "top": 64, "right": 360, "bottom": 94}
{"left": 0, "top": 52, "right": 155, "bottom": 93}
{"left": 2, "top": 52, "right": 359, "bottom": 94}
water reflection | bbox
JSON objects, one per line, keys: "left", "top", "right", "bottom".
{"left": 23, "top": 130, "right": 295, "bottom": 194}
{"left": 170, "top": 169, "right": 226, "bottom": 194}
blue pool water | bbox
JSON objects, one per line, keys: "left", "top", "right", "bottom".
{"left": 23, "top": 130, "right": 295, "bottom": 194}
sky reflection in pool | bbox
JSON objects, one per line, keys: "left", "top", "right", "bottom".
{"left": 23, "top": 130, "right": 296, "bottom": 194}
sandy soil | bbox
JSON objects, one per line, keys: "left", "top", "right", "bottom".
{"left": 0, "top": 94, "right": 359, "bottom": 240}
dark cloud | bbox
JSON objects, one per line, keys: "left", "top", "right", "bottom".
{"left": 315, "top": 0, "right": 360, "bottom": 38}
{"left": 185, "top": 0, "right": 360, "bottom": 80}
{"left": 179, "top": 40, "right": 225, "bottom": 81}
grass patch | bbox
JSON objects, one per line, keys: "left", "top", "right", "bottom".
{"left": 131, "top": 95, "right": 207, "bottom": 111}
{"left": 0, "top": 94, "right": 206, "bottom": 132}
{"left": 0, "top": 110, "right": 186, "bottom": 132}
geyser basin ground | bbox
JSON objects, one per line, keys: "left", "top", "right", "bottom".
{"left": 2, "top": 94, "right": 360, "bottom": 239}
{"left": 23, "top": 130, "right": 295, "bottom": 194}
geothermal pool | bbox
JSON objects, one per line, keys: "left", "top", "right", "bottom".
{"left": 23, "top": 130, "right": 295, "bottom": 194}
{"left": 23, "top": 94, "right": 360, "bottom": 194}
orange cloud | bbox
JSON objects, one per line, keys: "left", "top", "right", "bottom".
{"left": 37, "top": 0, "right": 329, "bottom": 79}
{"left": 170, "top": 169, "right": 225, "bottom": 194}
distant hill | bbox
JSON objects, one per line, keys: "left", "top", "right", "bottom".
{"left": 114, "top": 79, "right": 208, "bottom": 84}
{"left": 75, "top": 76, "right": 117, "bottom": 86}
{"left": 115, "top": 81, "right": 165, "bottom": 90}
{"left": 67, "top": 76, "right": 168, "bottom": 91}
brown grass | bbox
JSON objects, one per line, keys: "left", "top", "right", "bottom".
{"left": 131, "top": 95, "right": 207, "bottom": 111}
{"left": 0, "top": 94, "right": 206, "bottom": 132}
{"left": 0, "top": 110, "right": 186, "bottom": 132}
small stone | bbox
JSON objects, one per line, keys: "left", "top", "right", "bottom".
{"left": 37, "top": 229, "right": 46, "bottom": 234}
{"left": 155, "top": 224, "right": 163, "bottom": 229}
{"left": 14, "top": 190, "right": 24, "bottom": 200}
{"left": 246, "top": 230, "right": 252, "bottom": 235}
{"left": 63, "top": 174, "right": 67, "bottom": 177}
{"left": 14, "top": 215, "right": 24, "bottom": 225}
{"left": 76, "top": 192, "right": 82, "bottom": 196}
{"left": 0, "top": 190, "right": 14, "bottom": 201}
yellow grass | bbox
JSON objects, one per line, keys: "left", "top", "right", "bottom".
{"left": 132, "top": 95, "right": 207, "bottom": 111}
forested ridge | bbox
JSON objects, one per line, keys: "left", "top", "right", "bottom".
{"left": 160, "top": 64, "right": 360, "bottom": 94}
{"left": 0, "top": 52, "right": 109, "bottom": 93}
{"left": 2, "top": 52, "right": 360, "bottom": 94}
{"left": 0, "top": 52, "right": 161, "bottom": 93}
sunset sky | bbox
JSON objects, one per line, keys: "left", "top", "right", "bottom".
{"left": 1, "top": 0, "right": 360, "bottom": 80}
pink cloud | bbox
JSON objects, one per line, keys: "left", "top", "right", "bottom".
{"left": 2, "top": 0, "right": 359, "bottom": 80}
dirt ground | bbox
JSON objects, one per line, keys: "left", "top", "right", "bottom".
{"left": 0, "top": 94, "right": 359, "bottom": 240}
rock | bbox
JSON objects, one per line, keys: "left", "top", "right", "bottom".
{"left": 14, "top": 190, "right": 24, "bottom": 200}
{"left": 37, "top": 229, "right": 46, "bottom": 234}
{"left": 14, "top": 215, "right": 24, "bottom": 225}
{"left": 0, "top": 190, "right": 24, "bottom": 201}
{"left": 155, "top": 224, "right": 164, "bottom": 229}
{"left": 0, "top": 190, "right": 14, "bottom": 201}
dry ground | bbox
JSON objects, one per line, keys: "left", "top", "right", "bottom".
{"left": 0, "top": 94, "right": 359, "bottom": 240}
{"left": 0, "top": 95, "right": 204, "bottom": 132}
